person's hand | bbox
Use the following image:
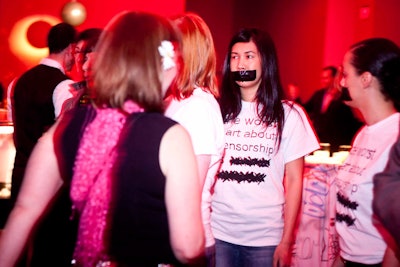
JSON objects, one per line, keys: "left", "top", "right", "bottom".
{"left": 273, "top": 242, "right": 292, "bottom": 267}
{"left": 331, "top": 256, "right": 345, "bottom": 267}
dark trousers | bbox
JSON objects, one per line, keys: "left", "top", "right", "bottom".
{"left": 342, "top": 257, "right": 382, "bottom": 267}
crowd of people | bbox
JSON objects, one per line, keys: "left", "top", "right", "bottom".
{"left": 0, "top": 8, "right": 399, "bottom": 267}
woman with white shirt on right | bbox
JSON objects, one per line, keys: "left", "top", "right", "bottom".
{"left": 333, "top": 37, "right": 400, "bottom": 267}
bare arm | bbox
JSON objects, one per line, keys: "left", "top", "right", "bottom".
{"left": 196, "top": 154, "right": 211, "bottom": 188}
{"left": 382, "top": 245, "right": 400, "bottom": 267}
{"left": 331, "top": 256, "right": 345, "bottom": 267}
{"left": 0, "top": 124, "right": 63, "bottom": 267}
{"left": 274, "top": 157, "right": 304, "bottom": 267}
{"left": 159, "top": 124, "right": 205, "bottom": 263}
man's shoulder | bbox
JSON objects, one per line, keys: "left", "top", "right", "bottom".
{"left": 311, "top": 88, "right": 327, "bottom": 96}
{"left": 14, "top": 66, "right": 70, "bottom": 99}
{"left": 310, "top": 89, "right": 326, "bottom": 101}
{"left": 19, "top": 64, "right": 68, "bottom": 83}
{"left": 305, "top": 88, "right": 326, "bottom": 105}
{"left": 20, "top": 64, "right": 59, "bottom": 76}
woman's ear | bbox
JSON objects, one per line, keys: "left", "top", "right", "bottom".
{"left": 361, "top": 72, "right": 373, "bottom": 88}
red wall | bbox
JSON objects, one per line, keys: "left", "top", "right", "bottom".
{"left": 187, "top": 0, "right": 400, "bottom": 102}
{"left": 0, "top": 0, "right": 185, "bottom": 89}
{"left": 1, "top": 0, "right": 400, "bottom": 102}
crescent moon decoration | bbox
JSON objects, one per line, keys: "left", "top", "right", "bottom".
{"left": 8, "top": 15, "right": 61, "bottom": 67}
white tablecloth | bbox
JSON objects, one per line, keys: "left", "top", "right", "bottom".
{"left": 291, "top": 162, "right": 340, "bottom": 267}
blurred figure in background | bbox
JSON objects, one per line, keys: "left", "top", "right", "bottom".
{"left": 71, "top": 28, "right": 102, "bottom": 82}
{"left": 0, "top": 11, "right": 204, "bottom": 267}
{"left": 305, "top": 66, "right": 362, "bottom": 153}
{"left": 333, "top": 37, "right": 400, "bottom": 267}
{"left": 62, "top": 28, "right": 103, "bottom": 112}
{"left": 11, "top": 22, "right": 77, "bottom": 202}
{"left": 285, "top": 82, "right": 303, "bottom": 105}
{"left": 165, "top": 12, "right": 225, "bottom": 266}
{"left": 212, "top": 28, "right": 319, "bottom": 267}
{"left": 8, "top": 22, "right": 77, "bottom": 267}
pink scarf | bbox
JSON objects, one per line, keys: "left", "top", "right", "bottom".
{"left": 71, "top": 101, "right": 143, "bottom": 267}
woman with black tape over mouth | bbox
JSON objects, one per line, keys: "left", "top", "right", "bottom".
{"left": 230, "top": 40, "right": 261, "bottom": 102}
{"left": 212, "top": 28, "right": 319, "bottom": 267}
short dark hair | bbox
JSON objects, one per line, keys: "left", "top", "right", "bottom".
{"left": 76, "top": 28, "right": 102, "bottom": 42}
{"left": 47, "top": 22, "right": 77, "bottom": 54}
{"left": 323, "top": 65, "right": 337, "bottom": 77}
{"left": 78, "top": 28, "right": 103, "bottom": 53}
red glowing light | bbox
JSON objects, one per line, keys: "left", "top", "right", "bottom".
{"left": 359, "top": 6, "right": 371, "bottom": 20}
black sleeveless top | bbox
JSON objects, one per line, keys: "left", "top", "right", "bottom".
{"left": 55, "top": 105, "right": 180, "bottom": 266}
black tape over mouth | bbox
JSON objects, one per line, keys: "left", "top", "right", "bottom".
{"left": 232, "top": 70, "right": 256, "bottom": 81}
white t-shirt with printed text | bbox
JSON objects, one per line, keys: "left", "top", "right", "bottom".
{"left": 335, "top": 112, "right": 400, "bottom": 264}
{"left": 211, "top": 101, "right": 319, "bottom": 246}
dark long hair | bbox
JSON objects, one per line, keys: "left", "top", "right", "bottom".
{"left": 350, "top": 37, "right": 400, "bottom": 110}
{"left": 219, "top": 28, "right": 285, "bottom": 147}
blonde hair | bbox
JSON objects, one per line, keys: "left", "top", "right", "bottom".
{"left": 93, "top": 11, "right": 179, "bottom": 112}
{"left": 171, "top": 12, "right": 218, "bottom": 99}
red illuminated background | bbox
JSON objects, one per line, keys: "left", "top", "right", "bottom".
{"left": 1, "top": 0, "right": 400, "bottom": 102}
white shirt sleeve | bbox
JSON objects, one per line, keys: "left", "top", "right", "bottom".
{"left": 6, "top": 79, "right": 16, "bottom": 121}
{"left": 282, "top": 103, "right": 320, "bottom": 163}
{"left": 52, "top": 79, "right": 74, "bottom": 118}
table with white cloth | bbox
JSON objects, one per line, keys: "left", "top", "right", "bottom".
{"left": 291, "top": 153, "right": 347, "bottom": 267}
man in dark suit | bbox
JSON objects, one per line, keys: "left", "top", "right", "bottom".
{"left": 305, "top": 66, "right": 362, "bottom": 153}
{"left": 10, "top": 22, "right": 77, "bottom": 267}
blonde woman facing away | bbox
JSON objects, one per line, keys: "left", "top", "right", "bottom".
{"left": 165, "top": 12, "right": 225, "bottom": 267}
